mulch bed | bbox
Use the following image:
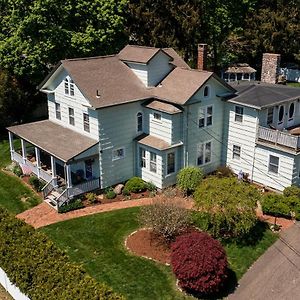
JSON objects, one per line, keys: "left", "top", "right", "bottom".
{"left": 126, "top": 228, "right": 171, "bottom": 264}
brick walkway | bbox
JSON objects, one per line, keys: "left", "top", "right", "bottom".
{"left": 17, "top": 197, "right": 194, "bottom": 229}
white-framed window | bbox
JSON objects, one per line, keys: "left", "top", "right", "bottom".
{"left": 197, "top": 141, "right": 212, "bottom": 166}
{"left": 267, "top": 107, "right": 274, "bottom": 125}
{"left": 150, "top": 151, "right": 157, "bottom": 173}
{"left": 167, "top": 152, "right": 175, "bottom": 175}
{"left": 268, "top": 155, "right": 279, "bottom": 174}
{"left": 203, "top": 85, "right": 210, "bottom": 98}
{"left": 112, "top": 147, "right": 125, "bottom": 161}
{"left": 140, "top": 148, "right": 146, "bottom": 168}
{"left": 83, "top": 113, "right": 90, "bottom": 132}
{"left": 137, "top": 112, "right": 143, "bottom": 132}
{"left": 64, "top": 77, "right": 75, "bottom": 96}
{"left": 153, "top": 112, "right": 161, "bottom": 121}
{"left": 232, "top": 145, "right": 241, "bottom": 159}
{"left": 199, "top": 105, "right": 213, "bottom": 128}
{"left": 235, "top": 106, "right": 243, "bottom": 122}
{"left": 69, "top": 107, "right": 75, "bottom": 126}
{"left": 55, "top": 102, "right": 61, "bottom": 120}
{"left": 64, "top": 78, "right": 69, "bottom": 95}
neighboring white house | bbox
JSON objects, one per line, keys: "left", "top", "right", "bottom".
{"left": 6, "top": 44, "right": 300, "bottom": 209}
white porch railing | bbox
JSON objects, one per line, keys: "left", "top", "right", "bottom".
{"left": 68, "top": 178, "right": 100, "bottom": 198}
{"left": 39, "top": 168, "right": 53, "bottom": 183}
{"left": 257, "top": 126, "right": 299, "bottom": 150}
{"left": 26, "top": 160, "right": 38, "bottom": 174}
{"left": 11, "top": 151, "right": 23, "bottom": 165}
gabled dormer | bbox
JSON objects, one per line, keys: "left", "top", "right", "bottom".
{"left": 118, "top": 45, "right": 174, "bottom": 87}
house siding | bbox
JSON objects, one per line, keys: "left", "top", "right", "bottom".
{"left": 226, "top": 104, "right": 258, "bottom": 177}
{"left": 126, "top": 63, "right": 148, "bottom": 86}
{"left": 98, "top": 102, "right": 143, "bottom": 188}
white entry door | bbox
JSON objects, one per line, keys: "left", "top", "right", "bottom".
{"left": 287, "top": 102, "right": 296, "bottom": 128}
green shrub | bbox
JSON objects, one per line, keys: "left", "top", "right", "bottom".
{"left": 58, "top": 199, "right": 84, "bottom": 213}
{"left": 261, "top": 193, "right": 300, "bottom": 220}
{"left": 28, "top": 175, "right": 45, "bottom": 192}
{"left": 283, "top": 185, "right": 300, "bottom": 198}
{"left": 12, "top": 164, "right": 23, "bottom": 177}
{"left": 105, "top": 188, "right": 116, "bottom": 199}
{"left": 85, "top": 192, "right": 97, "bottom": 204}
{"left": 0, "top": 207, "right": 123, "bottom": 300}
{"left": 177, "top": 167, "right": 203, "bottom": 195}
{"left": 194, "top": 177, "right": 259, "bottom": 239}
{"left": 122, "top": 188, "right": 130, "bottom": 196}
{"left": 124, "top": 177, "right": 147, "bottom": 193}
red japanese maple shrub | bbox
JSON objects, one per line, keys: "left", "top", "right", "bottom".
{"left": 171, "top": 231, "right": 228, "bottom": 295}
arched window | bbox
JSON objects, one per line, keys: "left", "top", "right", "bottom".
{"left": 137, "top": 112, "right": 143, "bottom": 132}
{"left": 289, "top": 103, "right": 295, "bottom": 119}
{"left": 278, "top": 105, "right": 284, "bottom": 123}
{"left": 204, "top": 86, "right": 210, "bottom": 98}
{"left": 64, "top": 78, "right": 69, "bottom": 95}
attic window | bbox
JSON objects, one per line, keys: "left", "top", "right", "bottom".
{"left": 204, "top": 86, "right": 210, "bottom": 98}
{"left": 64, "top": 77, "right": 75, "bottom": 96}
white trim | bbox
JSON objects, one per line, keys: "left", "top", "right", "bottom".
{"left": 112, "top": 147, "right": 126, "bottom": 161}
{"left": 165, "top": 150, "right": 176, "bottom": 176}
{"left": 198, "top": 104, "right": 213, "bottom": 128}
{"left": 234, "top": 105, "right": 244, "bottom": 122}
{"left": 268, "top": 154, "right": 280, "bottom": 175}
{"left": 232, "top": 144, "right": 241, "bottom": 160}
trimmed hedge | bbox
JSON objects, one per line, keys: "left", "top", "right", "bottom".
{"left": 0, "top": 207, "right": 124, "bottom": 300}
{"left": 261, "top": 193, "right": 300, "bottom": 220}
{"left": 171, "top": 231, "right": 228, "bottom": 295}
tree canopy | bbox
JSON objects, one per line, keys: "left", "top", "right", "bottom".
{"left": 0, "top": 0, "right": 127, "bottom": 85}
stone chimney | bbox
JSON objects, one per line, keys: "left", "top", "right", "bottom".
{"left": 261, "top": 53, "right": 281, "bottom": 84}
{"left": 197, "top": 44, "right": 208, "bottom": 71}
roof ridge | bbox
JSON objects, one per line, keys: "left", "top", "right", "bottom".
{"left": 176, "top": 67, "right": 213, "bottom": 74}
{"left": 126, "top": 44, "right": 160, "bottom": 50}
{"left": 62, "top": 54, "right": 116, "bottom": 62}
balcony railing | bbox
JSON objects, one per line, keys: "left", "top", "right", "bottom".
{"left": 68, "top": 178, "right": 100, "bottom": 198}
{"left": 257, "top": 126, "right": 300, "bottom": 150}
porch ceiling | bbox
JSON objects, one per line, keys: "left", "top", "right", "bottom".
{"left": 7, "top": 120, "right": 98, "bottom": 162}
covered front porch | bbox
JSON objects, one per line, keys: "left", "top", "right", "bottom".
{"left": 7, "top": 120, "right": 101, "bottom": 209}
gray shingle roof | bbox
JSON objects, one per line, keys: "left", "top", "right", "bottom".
{"left": 7, "top": 120, "right": 98, "bottom": 162}
{"left": 229, "top": 82, "right": 300, "bottom": 109}
{"left": 145, "top": 100, "right": 182, "bottom": 114}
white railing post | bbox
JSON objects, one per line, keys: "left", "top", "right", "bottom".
{"left": 66, "top": 164, "right": 72, "bottom": 188}
{"left": 35, "top": 147, "right": 41, "bottom": 178}
{"left": 8, "top": 132, "right": 14, "bottom": 160}
{"left": 51, "top": 156, "right": 57, "bottom": 186}
{"left": 21, "top": 139, "right": 27, "bottom": 164}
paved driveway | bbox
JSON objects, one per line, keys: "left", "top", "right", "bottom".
{"left": 229, "top": 223, "right": 300, "bottom": 300}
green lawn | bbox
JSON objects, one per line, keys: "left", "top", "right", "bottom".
{"left": 42, "top": 208, "right": 277, "bottom": 300}
{"left": 0, "top": 139, "right": 41, "bottom": 214}
{"left": 287, "top": 82, "right": 300, "bottom": 88}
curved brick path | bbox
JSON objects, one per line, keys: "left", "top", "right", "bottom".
{"left": 17, "top": 197, "right": 194, "bottom": 229}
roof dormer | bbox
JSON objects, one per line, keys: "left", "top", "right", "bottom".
{"left": 118, "top": 45, "right": 174, "bottom": 87}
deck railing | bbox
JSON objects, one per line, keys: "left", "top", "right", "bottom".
{"left": 56, "top": 189, "right": 69, "bottom": 209}
{"left": 257, "top": 126, "right": 299, "bottom": 150}
{"left": 68, "top": 178, "right": 100, "bottom": 198}
{"left": 11, "top": 152, "right": 23, "bottom": 165}
{"left": 42, "top": 178, "right": 56, "bottom": 199}
{"left": 39, "top": 168, "right": 53, "bottom": 183}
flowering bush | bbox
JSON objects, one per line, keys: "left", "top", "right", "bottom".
{"left": 171, "top": 231, "right": 228, "bottom": 295}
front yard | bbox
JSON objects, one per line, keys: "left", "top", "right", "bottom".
{"left": 42, "top": 207, "right": 277, "bottom": 300}
{"left": 0, "top": 139, "right": 41, "bottom": 214}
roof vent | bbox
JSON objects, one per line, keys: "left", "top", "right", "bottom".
{"left": 96, "top": 90, "right": 101, "bottom": 98}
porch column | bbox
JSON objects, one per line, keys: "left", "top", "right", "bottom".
{"left": 241, "top": 74, "right": 244, "bottom": 80}
{"left": 235, "top": 73, "right": 237, "bottom": 81}
{"left": 51, "top": 156, "right": 57, "bottom": 186}
{"left": 8, "top": 132, "right": 14, "bottom": 160}
{"left": 66, "top": 164, "right": 72, "bottom": 188}
{"left": 21, "top": 139, "right": 27, "bottom": 164}
{"left": 35, "top": 147, "right": 41, "bottom": 178}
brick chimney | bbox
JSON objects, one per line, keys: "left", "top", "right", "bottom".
{"left": 197, "top": 44, "right": 208, "bottom": 71}
{"left": 261, "top": 53, "right": 281, "bottom": 84}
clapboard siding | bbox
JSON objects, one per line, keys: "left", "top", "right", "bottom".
{"left": 226, "top": 104, "right": 258, "bottom": 177}
{"left": 252, "top": 145, "right": 295, "bottom": 191}
{"left": 148, "top": 110, "right": 172, "bottom": 144}
{"left": 185, "top": 78, "right": 227, "bottom": 174}
{"left": 126, "top": 63, "right": 148, "bottom": 86}
{"left": 148, "top": 52, "right": 172, "bottom": 86}
{"left": 98, "top": 102, "right": 144, "bottom": 188}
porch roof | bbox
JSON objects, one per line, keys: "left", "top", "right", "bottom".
{"left": 7, "top": 120, "right": 98, "bottom": 162}
{"left": 136, "top": 134, "right": 171, "bottom": 150}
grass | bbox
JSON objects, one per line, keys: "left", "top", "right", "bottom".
{"left": 42, "top": 208, "right": 277, "bottom": 300}
{"left": 0, "top": 139, "right": 41, "bottom": 214}
{"left": 287, "top": 82, "right": 300, "bottom": 88}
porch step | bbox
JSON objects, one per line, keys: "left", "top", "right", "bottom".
{"left": 44, "top": 191, "right": 58, "bottom": 210}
